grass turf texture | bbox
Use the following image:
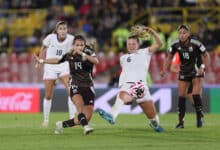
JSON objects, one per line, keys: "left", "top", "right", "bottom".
{"left": 0, "top": 113, "right": 219, "bottom": 150}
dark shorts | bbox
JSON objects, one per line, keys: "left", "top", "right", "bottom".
{"left": 181, "top": 73, "right": 205, "bottom": 94}
{"left": 178, "top": 72, "right": 204, "bottom": 82}
{"left": 70, "top": 85, "right": 95, "bottom": 105}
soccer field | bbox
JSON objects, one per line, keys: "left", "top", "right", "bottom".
{"left": 0, "top": 113, "right": 219, "bottom": 150}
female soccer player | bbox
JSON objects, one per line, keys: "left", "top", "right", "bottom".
{"left": 98, "top": 25, "right": 164, "bottom": 132}
{"left": 35, "top": 21, "right": 76, "bottom": 127}
{"left": 35, "top": 35, "right": 98, "bottom": 135}
{"left": 161, "top": 25, "right": 209, "bottom": 128}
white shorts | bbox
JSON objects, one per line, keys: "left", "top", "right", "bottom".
{"left": 43, "top": 62, "right": 70, "bottom": 80}
{"left": 119, "top": 82, "right": 152, "bottom": 103}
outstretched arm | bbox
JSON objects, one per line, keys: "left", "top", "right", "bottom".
{"left": 146, "top": 27, "right": 162, "bottom": 53}
{"left": 34, "top": 54, "right": 60, "bottom": 64}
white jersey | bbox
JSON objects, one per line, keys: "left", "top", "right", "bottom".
{"left": 42, "top": 33, "right": 74, "bottom": 80}
{"left": 43, "top": 33, "right": 74, "bottom": 59}
{"left": 119, "top": 48, "right": 152, "bottom": 87}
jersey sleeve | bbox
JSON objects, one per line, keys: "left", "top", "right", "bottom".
{"left": 84, "top": 45, "right": 96, "bottom": 57}
{"left": 168, "top": 39, "right": 178, "bottom": 55}
{"left": 42, "top": 34, "right": 53, "bottom": 47}
{"left": 199, "top": 42, "right": 206, "bottom": 53}
{"left": 58, "top": 53, "right": 68, "bottom": 63}
{"left": 120, "top": 55, "right": 125, "bottom": 67}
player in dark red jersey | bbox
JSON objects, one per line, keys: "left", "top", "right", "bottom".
{"left": 35, "top": 35, "right": 99, "bottom": 135}
{"left": 161, "top": 25, "right": 209, "bottom": 128}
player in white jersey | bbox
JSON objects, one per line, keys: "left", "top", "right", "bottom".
{"left": 35, "top": 21, "right": 76, "bottom": 127}
{"left": 98, "top": 26, "right": 164, "bottom": 132}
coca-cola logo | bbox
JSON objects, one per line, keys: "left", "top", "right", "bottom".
{"left": 0, "top": 92, "right": 33, "bottom": 111}
{"left": 0, "top": 88, "right": 40, "bottom": 113}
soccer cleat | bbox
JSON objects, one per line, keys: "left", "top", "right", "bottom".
{"left": 154, "top": 126, "right": 164, "bottom": 132}
{"left": 197, "top": 115, "right": 204, "bottom": 128}
{"left": 97, "top": 108, "right": 115, "bottom": 124}
{"left": 83, "top": 125, "right": 94, "bottom": 135}
{"left": 54, "top": 121, "right": 63, "bottom": 134}
{"left": 41, "top": 121, "right": 49, "bottom": 128}
{"left": 149, "top": 121, "right": 164, "bottom": 133}
{"left": 176, "top": 123, "right": 184, "bottom": 129}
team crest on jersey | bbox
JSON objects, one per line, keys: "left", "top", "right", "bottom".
{"left": 189, "top": 46, "right": 193, "bottom": 52}
{"left": 127, "top": 56, "right": 131, "bottom": 62}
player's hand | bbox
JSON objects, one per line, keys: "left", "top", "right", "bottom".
{"left": 144, "top": 27, "right": 154, "bottom": 35}
{"left": 196, "top": 68, "right": 205, "bottom": 76}
{"left": 34, "top": 54, "right": 43, "bottom": 68}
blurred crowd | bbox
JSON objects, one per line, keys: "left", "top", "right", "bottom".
{"left": 0, "top": 0, "right": 220, "bottom": 84}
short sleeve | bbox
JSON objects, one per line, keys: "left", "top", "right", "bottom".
{"left": 58, "top": 53, "right": 68, "bottom": 63}
{"left": 42, "top": 34, "right": 53, "bottom": 47}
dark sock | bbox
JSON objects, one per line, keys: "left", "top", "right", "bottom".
{"left": 78, "top": 113, "right": 88, "bottom": 126}
{"left": 62, "top": 119, "right": 75, "bottom": 128}
{"left": 178, "top": 96, "right": 186, "bottom": 124}
{"left": 192, "top": 94, "right": 203, "bottom": 120}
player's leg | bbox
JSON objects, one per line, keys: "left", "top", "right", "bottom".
{"left": 42, "top": 79, "right": 55, "bottom": 127}
{"left": 176, "top": 80, "right": 189, "bottom": 128}
{"left": 192, "top": 77, "right": 203, "bottom": 127}
{"left": 97, "top": 94, "right": 123, "bottom": 124}
{"left": 60, "top": 75, "right": 77, "bottom": 119}
{"left": 139, "top": 101, "right": 163, "bottom": 132}
{"left": 186, "top": 81, "right": 194, "bottom": 105}
{"left": 55, "top": 87, "right": 94, "bottom": 135}
{"left": 136, "top": 87, "right": 163, "bottom": 132}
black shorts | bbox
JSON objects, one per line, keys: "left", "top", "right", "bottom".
{"left": 186, "top": 74, "right": 204, "bottom": 94}
{"left": 70, "top": 85, "right": 95, "bottom": 105}
{"left": 178, "top": 73, "right": 195, "bottom": 82}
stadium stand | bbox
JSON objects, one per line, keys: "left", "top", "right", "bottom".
{"left": 0, "top": 0, "right": 219, "bottom": 84}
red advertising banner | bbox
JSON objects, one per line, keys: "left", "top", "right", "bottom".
{"left": 0, "top": 88, "right": 40, "bottom": 113}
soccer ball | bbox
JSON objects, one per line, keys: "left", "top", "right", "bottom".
{"left": 129, "top": 82, "right": 146, "bottom": 98}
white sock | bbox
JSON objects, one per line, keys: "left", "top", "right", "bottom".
{"left": 149, "top": 115, "right": 160, "bottom": 128}
{"left": 43, "top": 98, "right": 52, "bottom": 122}
{"left": 68, "top": 96, "right": 77, "bottom": 119}
{"left": 111, "top": 95, "right": 124, "bottom": 121}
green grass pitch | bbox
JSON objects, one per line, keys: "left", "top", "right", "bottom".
{"left": 0, "top": 113, "right": 219, "bottom": 150}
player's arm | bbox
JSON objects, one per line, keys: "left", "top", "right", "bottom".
{"left": 35, "top": 45, "right": 46, "bottom": 68}
{"left": 146, "top": 27, "right": 162, "bottom": 53}
{"left": 197, "top": 51, "right": 209, "bottom": 75}
{"left": 197, "top": 42, "right": 210, "bottom": 75}
{"left": 74, "top": 48, "right": 99, "bottom": 65}
{"left": 81, "top": 53, "right": 99, "bottom": 65}
{"left": 34, "top": 54, "right": 67, "bottom": 64}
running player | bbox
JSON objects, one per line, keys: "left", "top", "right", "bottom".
{"left": 35, "top": 21, "right": 76, "bottom": 127}
{"left": 35, "top": 35, "right": 98, "bottom": 135}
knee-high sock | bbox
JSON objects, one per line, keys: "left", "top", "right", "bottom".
{"left": 78, "top": 113, "right": 88, "bottom": 126}
{"left": 68, "top": 96, "right": 76, "bottom": 119}
{"left": 192, "top": 94, "right": 203, "bottom": 119}
{"left": 43, "top": 98, "right": 52, "bottom": 122}
{"left": 111, "top": 95, "right": 124, "bottom": 120}
{"left": 178, "top": 96, "right": 186, "bottom": 124}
